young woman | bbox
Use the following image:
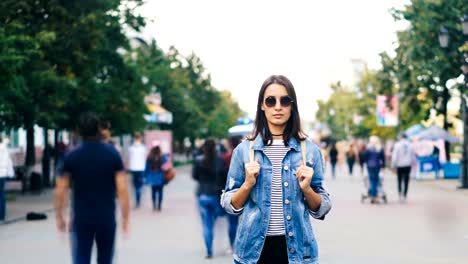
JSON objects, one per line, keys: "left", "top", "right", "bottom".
{"left": 192, "top": 139, "right": 226, "bottom": 258}
{"left": 144, "top": 145, "right": 167, "bottom": 211}
{"left": 221, "top": 75, "right": 332, "bottom": 264}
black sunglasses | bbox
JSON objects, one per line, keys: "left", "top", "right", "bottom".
{"left": 264, "top": 96, "right": 294, "bottom": 108}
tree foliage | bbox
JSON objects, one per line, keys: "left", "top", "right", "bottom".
{"left": 391, "top": 0, "right": 467, "bottom": 127}
{"left": 0, "top": 0, "right": 245, "bottom": 169}
{"left": 0, "top": 0, "right": 146, "bottom": 168}
{"left": 317, "top": 0, "right": 466, "bottom": 141}
{"left": 129, "top": 41, "right": 244, "bottom": 147}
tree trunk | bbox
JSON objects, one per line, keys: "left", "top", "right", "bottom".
{"left": 24, "top": 124, "right": 36, "bottom": 192}
{"left": 42, "top": 128, "right": 51, "bottom": 187}
{"left": 190, "top": 137, "right": 196, "bottom": 159}
{"left": 52, "top": 129, "right": 59, "bottom": 187}
{"left": 442, "top": 86, "right": 450, "bottom": 162}
{"left": 460, "top": 89, "right": 468, "bottom": 188}
{"left": 54, "top": 130, "right": 59, "bottom": 165}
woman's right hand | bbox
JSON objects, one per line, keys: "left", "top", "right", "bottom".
{"left": 244, "top": 159, "right": 260, "bottom": 188}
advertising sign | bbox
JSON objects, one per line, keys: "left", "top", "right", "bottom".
{"left": 144, "top": 130, "right": 173, "bottom": 166}
{"left": 376, "top": 95, "right": 398, "bottom": 127}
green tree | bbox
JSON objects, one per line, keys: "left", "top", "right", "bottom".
{"left": 0, "top": 0, "right": 148, "bottom": 185}
{"left": 316, "top": 82, "right": 358, "bottom": 140}
{"left": 0, "top": 16, "right": 70, "bottom": 168}
{"left": 391, "top": 0, "right": 466, "bottom": 159}
{"left": 354, "top": 68, "right": 398, "bottom": 140}
{"left": 130, "top": 41, "right": 244, "bottom": 149}
{"left": 206, "top": 90, "right": 245, "bottom": 139}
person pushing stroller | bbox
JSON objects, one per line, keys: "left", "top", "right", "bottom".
{"left": 363, "top": 136, "right": 386, "bottom": 204}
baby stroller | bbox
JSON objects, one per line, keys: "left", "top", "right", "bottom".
{"left": 360, "top": 170, "right": 387, "bottom": 204}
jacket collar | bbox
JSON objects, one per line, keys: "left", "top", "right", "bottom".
{"left": 251, "top": 135, "right": 300, "bottom": 151}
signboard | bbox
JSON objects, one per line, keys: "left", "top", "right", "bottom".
{"left": 144, "top": 130, "right": 173, "bottom": 166}
{"left": 376, "top": 95, "right": 398, "bottom": 127}
{"left": 144, "top": 93, "right": 173, "bottom": 124}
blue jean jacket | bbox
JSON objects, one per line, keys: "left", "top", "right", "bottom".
{"left": 221, "top": 137, "right": 332, "bottom": 264}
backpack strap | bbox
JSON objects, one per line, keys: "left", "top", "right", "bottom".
{"left": 249, "top": 140, "right": 254, "bottom": 163}
{"left": 300, "top": 140, "right": 306, "bottom": 163}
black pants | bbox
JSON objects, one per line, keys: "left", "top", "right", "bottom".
{"left": 71, "top": 221, "right": 116, "bottom": 264}
{"left": 257, "top": 235, "right": 288, "bottom": 264}
{"left": 347, "top": 158, "right": 355, "bottom": 175}
{"left": 397, "top": 166, "right": 411, "bottom": 197}
{"left": 130, "top": 171, "right": 144, "bottom": 207}
{"left": 151, "top": 185, "right": 164, "bottom": 210}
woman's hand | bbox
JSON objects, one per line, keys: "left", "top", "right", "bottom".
{"left": 244, "top": 159, "right": 260, "bottom": 189}
{"left": 296, "top": 160, "right": 314, "bottom": 192}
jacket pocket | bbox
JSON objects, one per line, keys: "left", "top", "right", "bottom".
{"left": 302, "top": 212, "right": 316, "bottom": 259}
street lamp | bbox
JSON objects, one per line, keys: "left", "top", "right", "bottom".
{"left": 438, "top": 26, "right": 451, "bottom": 162}
{"left": 438, "top": 16, "right": 468, "bottom": 188}
{"left": 462, "top": 14, "right": 468, "bottom": 35}
{"left": 438, "top": 26, "right": 450, "bottom": 48}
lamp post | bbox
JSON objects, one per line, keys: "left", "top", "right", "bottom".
{"left": 461, "top": 59, "right": 468, "bottom": 188}
{"left": 438, "top": 26, "right": 451, "bottom": 162}
{"left": 459, "top": 14, "right": 468, "bottom": 188}
{"left": 438, "top": 26, "right": 450, "bottom": 48}
{"left": 438, "top": 15, "right": 468, "bottom": 188}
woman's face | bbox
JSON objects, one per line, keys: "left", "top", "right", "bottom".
{"left": 261, "top": 83, "right": 292, "bottom": 132}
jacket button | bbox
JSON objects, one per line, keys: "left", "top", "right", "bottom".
{"left": 285, "top": 199, "right": 290, "bottom": 205}
{"left": 287, "top": 215, "right": 291, "bottom": 220}
{"left": 288, "top": 231, "right": 293, "bottom": 237}
{"left": 284, "top": 182, "right": 289, "bottom": 187}
{"left": 290, "top": 247, "right": 295, "bottom": 253}
{"left": 284, "top": 165, "right": 289, "bottom": 170}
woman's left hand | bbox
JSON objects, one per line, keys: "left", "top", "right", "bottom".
{"left": 296, "top": 160, "right": 314, "bottom": 192}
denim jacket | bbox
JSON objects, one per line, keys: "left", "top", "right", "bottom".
{"left": 221, "top": 136, "right": 332, "bottom": 264}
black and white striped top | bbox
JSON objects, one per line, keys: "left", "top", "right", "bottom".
{"left": 264, "top": 140, "right": 289, "bottom": 236}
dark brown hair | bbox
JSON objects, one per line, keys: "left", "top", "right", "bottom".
{"left": 202, "top": 139, "right": 216, "bottom": 167}
{"left": 147, "top": 146, "right": 162, "bottom": 172}
{"left": 249, "top": 75, "right": 306, "bottom": 146}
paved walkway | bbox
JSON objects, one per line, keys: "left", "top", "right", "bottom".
{"left": 1, "top": 164, "right": 467, "bottom": 263}
{"left": 1, "top": 186, "right": 54, "bottom": 225}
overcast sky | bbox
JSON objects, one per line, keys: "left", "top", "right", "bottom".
{"left": 137, "top": 0, "right": 409, "bottom": 121}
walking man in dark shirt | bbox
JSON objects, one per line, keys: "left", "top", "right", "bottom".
{"left": 54, "top": 112, "right": 130, "bottom": 264}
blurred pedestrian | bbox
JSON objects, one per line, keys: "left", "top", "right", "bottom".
{"left": 99, "top": 120, "right": 112, "bottom": 144}
{"left": 329, "top": 143, "right": 338, "bottom": 179}
{"left": 0, "top": 135, "right": 15, "bottom": 221}
{"left": 192, "top": 139, "right": 226, "bottom": 259}
{"left": 364, "top": 136, "right": 385, "bottom": 204}
{"left": 54, "top": 112, "right": 130, "bottom": 264}
{"left": 432, "top": 145, "right": 441, "bottom": 174}
{"left": 221, "top": 75, "right": 331, "bottom": 264}
{"left": 221, "top": 136, "right": 242, "bottom": 252}
{"left": 99, "top": 120, "right": 123, "bottom": 157}
{"left": 127, "top": 132, "right": 147, "bottom": 208}
{"left": 55, "top": 138, "right": 68, "bottom": 175}
{"left": 346, "top": 143, "right": 356, "bottom": 176}
{"left": 391, "top": 133, "right": 415, "bottom": 202}
{"left": 358, "top": 144, "right": 366, "bottom": 176}
{"left": 109, "top": 139, "right": 122, "bottom": 156}
{"left": 144, "top": 145, "right": 168, "bottom": 211}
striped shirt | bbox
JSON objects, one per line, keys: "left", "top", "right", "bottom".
{"left": 264, "top": 140, "right": 289, "bottom": 236}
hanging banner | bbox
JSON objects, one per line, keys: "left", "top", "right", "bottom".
{"left": 144, "top": 130, "right": 173, "bottom": 166}
{"left": 376, "top": 95, "right": 398, "bottom": 127}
